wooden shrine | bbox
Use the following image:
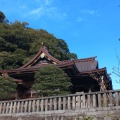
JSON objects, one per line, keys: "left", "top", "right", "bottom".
{"left": 0, "top": 46, "right": 112, "bottom": 99}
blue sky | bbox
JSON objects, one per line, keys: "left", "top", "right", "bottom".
{"left": 1, "top": 0, "right": 120, "bottom": 89}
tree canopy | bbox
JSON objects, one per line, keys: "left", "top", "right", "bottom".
{"left": 0, "top": 11, "right": 5, "bottom": 23}
{"left": 32, "top": 65, "right": 72, "bottom": 97}
{"left": 0, "top": 11, "right": 77, "bottom": 70}
{"left": 0, "top": 76, "right": 17, "bottom": 100}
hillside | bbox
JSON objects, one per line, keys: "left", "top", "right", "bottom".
{"left": 0, "top": 11, "right": 77, "bottom": 70}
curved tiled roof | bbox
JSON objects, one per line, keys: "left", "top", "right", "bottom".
{"left": 0, "top": 46, "right": 99, "bottom": 74}
{"left": 75, "top": 60, "right": 98, "bottom": 72}
{"left": 62, "top": 56, "right": 97, "bottom": 63}
{"left": 0, "top": 46, "right": 106, "bottom": 76}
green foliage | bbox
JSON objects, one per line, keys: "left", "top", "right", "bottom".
{"left": 0, "top": 11, "right": 5, "bottom": 23}
{"left": 0, "top": 51, "right": 27, "bottom": 69}
{"left": 32, "top": 65, "right": 72, "bottom": 97}
{"left": 0, "top": 11, "right": 77, "bottom": 70}
{"left": 0, "top": 76, "right": 17, "bottom": 100}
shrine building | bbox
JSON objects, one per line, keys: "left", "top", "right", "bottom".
{"left": 0, "top": 46, "right": 112, "bottom": 98}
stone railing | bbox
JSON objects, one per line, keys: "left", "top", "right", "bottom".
{"left": 0, "top": 90, "right": 120, "bottom": 115}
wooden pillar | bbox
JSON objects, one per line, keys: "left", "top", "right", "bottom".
{"left": 58, "top": 97, "right": 61, "bottom": 110}
{"left": 89, "top": 87, "right": 92, "bottom": 92}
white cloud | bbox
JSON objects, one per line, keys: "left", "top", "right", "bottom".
{"left": 35, "top": 0, "right": 52, "bottom": 5}
{"left": 76, "top": 9, "right": 100, "bottom": 23}
{"left": 29, "top": 6, "right": 58, "bottom": 19}
{"left": 28, "top": 0, "right": 67, "bottom": 21}
{"left": 77, "top": 17, "right": 83, "bottom": 22}
{"left": 29, "top": 7, "right": 44, "bottom": 15}
{"left": 44, "top": 0, "right": 52, "bottom": 5}
{"left": 80, "top": 9, "right": 99, "bottom": 16}
{"left": 63, "top": 13, "right": 67, "bottom": 17}
{"left": 28, "top": 0, "right": 53, "bottom": 18}
{"left": 19, "top": 5, "right": 27, "bottom": 9}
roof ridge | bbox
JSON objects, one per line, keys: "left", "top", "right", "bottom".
{"left": 62, "top": 56, "right": 97, "bottom": 63}
{"left": 19, "top": 45, "right": 61, "bottom": 69}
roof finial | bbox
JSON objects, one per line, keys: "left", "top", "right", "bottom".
{"left": 41, "top": 42, "right": 45, "bottom": 48}
{"left": 41, "top": 42, "right": 47, "bottom": 49}
{"left": 41, "top": 42, "right": 44, "bottom": 45}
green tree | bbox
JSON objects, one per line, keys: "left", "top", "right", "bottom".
{"left": 29, "top": 30, "right": 77, "bottom": 61}
{"left": 0, "top": 11, "right": 77, "bottom": 70}
{"left": 32, "top": 65, "right": 72, "bottom": 97}
{"left": 0, "top": 11, "right": 5, "bottom": 22}
{"left": 0, "top": 76, "right": 17, "bottom": 100}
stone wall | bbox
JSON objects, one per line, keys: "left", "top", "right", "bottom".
{"left": 0, "top": 114, "right": 120, "bottom": 120}
{"left": 0, "top": 108, "right": 120, "bottom": 120}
